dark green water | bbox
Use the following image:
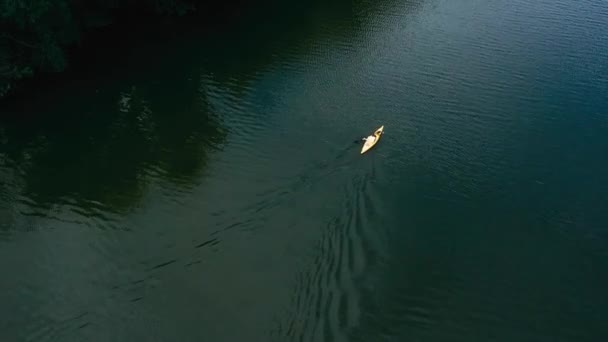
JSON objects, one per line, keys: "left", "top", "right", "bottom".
{"left": 1, "top": 0, "right": 608, "bottom": 341}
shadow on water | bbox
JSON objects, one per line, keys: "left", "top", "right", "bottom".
{"left": 0, "top": 27, "right": 227, "bottom": 226}
{"left": 0, "top": 0, "right": 409, "bottom": 215}
{"left": 0, "top": 0, "right": 409, "bottom": 230}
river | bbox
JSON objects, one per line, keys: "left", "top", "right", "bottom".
{"left": 1, "top": 0, "right": 607, "bottom": 341}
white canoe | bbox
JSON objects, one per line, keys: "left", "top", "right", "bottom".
{"left": 361, "top": 125, "right": 384, "bottom": 154}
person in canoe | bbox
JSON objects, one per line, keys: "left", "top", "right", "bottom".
{"left": 362, "top": 135, "right": 375, "bottom": 143}
{"left": 362, "top": 129, "right": 383, "bottom": 142}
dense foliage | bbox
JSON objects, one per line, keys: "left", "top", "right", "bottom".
{"left": 0, "top": 0, "right": 197, "bottom": 98}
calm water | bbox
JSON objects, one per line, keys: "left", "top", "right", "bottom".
{"left": 1, "top": 0, "right": 607, "bottom": 341}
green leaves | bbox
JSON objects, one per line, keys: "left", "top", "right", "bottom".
{"left": 0, "top": 0, "right": 53, "bottom": 28}
{"left": 33, "top": 33, "right": 66, "bottom": 72}
{"left": 0, "top": 63, "right": 32, "bottom": 97}
{"left": 1, "top": 0, "right": 64, "bottom": 96}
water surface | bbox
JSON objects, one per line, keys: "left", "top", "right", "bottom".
{"left": 1, "top": 0, "right": 607, "bottom": 341}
